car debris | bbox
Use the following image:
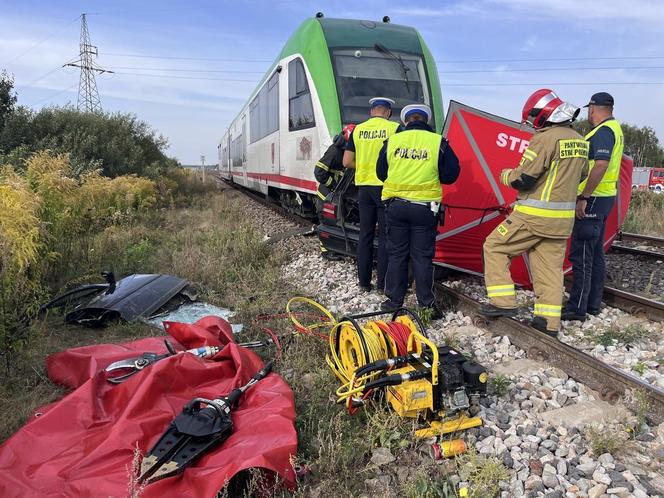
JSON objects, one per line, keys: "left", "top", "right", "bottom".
{"left": 41, "top": 272, "right": 194, "bottom": 326}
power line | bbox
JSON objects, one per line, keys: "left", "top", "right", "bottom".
{"left": 109, "top": 70, "right": 664, "bottom": 86}
{"left": 28, "top": 83, "right": 78, "bottom": 107}
{"left": 445, "top": 82, "right": 664, "bottom": 87}
{"left": 99, "top": 51, "right": 664, "bottom": 66}
{"left": 109, "top": 66, "right": 264, "bottom": 74}
{"left": 20, "top": 65, "right": 70, "bottom": 89}
{"left": 107, "top": 65, "right": 664, "bottom": 76}
{"left": 441, "top": 66, "right": 664, "bottom": 74}
{"left": 2, "top": 16, "right": 79, "bottom": 67}
{"left": 113, "top": 71, "right": 256, "bottom": 82}
{"left": 436, "top": 55, "right": 664, "bottom": 64}
{"left": 100, "top": 52, "right": 272, "bottom": 63}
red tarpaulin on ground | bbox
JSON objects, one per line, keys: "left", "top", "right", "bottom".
{"left": 0, "top": 316, "right": 297, "bottom": 498}
{"left": 437, "top": 101, "right": 633, "bottom": 287}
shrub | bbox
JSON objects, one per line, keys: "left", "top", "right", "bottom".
{"left": 0, "top": 168, "right": 44, "bottom": 368}
{"left": 0, "top": 151, "right": 161, "bottom": 362}
{"left": 623, "top": 190, "right": 664, "bottom": 236}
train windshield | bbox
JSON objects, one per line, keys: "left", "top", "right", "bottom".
{"left": 332, "top": 48, "right": 432, "bottom": 127}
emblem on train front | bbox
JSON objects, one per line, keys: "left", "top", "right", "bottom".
{"left": 297, "top": 136, "right": 312, "bottom": 161}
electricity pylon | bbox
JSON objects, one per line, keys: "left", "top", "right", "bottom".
{"left": 64, "top": 14, "right": 112, "bottom": 113}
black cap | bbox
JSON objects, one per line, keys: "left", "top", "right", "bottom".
{"left": 583, "top": 92, "right": 614, "bottom": 107}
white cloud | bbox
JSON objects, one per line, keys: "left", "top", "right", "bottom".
{"left": 489, "top": 0, "right": 664, "bottom": 26}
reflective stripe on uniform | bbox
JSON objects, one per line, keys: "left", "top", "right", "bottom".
{"left": 513, "top": 204, "right": 575, "bottom": 219}
{"left": 382, "top": 179, "right": 441, "bottom": 193}
{"left": 540, "top": 159, "right": 559, "bottom": 202}
{"left": 315, "top": 161, "right": 330, "bottom": 172}
{"left": 324, "top": 177, "right": 333, "bottom": 186}
{"left": 316, "top": 190, "right": 327, "bottom": 200}
{"left": 534, "top": 303, "right": 562, "bottom": 317}
{"left": 500, "top": 170, "right": 511, "bottom": 185}
{"left": 517, "top": 199, "right": 576, "bottom": 210}
{"left": 522, "top": 149, "right": 538, "bottom": 161}
{"left": 487, "top": 284, "right": 516, "bottom": 297}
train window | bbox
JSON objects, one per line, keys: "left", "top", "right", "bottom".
{"left": 231, "top": 134, "right": 243, "bottom": 167}
{"left": 332, "top": 49, "right": 431, "bottom": 127}
{"left": 250, "top": 72, "right": 280, "bottom": 142}
{"left": 288, "top": 58, "right": 315, "bottom": 131}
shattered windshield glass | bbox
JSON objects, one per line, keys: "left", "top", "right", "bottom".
{"left": 333, "top": 48, "right": 432, "bottom": 127}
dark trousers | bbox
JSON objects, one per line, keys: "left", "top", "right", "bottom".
{"left": 357, "top": 186, "right": 387, "bottom": 288}
{"left": 566, "top": 196, "right": 615, "bottom": 315}
{"left": 384, "top": 199, "right": 437, "bottom": 306}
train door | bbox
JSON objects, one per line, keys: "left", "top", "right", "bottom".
{"left": 268, "top": 71, "right": 280, "bottom": 175}
{"left": 280, "top": 57, "right": 316, "bottom": 185}
{"left": 241, "top": 116, "right": 247, "bottom": 182}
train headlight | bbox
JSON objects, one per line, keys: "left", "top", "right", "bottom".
{"left": 354, "top": 50, "right": 362, "bottom": 58}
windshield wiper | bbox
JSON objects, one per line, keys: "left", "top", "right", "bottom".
{"left": 374, "top": 42, "right": 410, "bottom": 92}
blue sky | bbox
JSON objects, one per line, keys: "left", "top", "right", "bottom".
{"left": 1, "top": 0, "right": 663, "bottom": 164}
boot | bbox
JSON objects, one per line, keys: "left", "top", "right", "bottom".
{"left": 479, "top": 304, "right": 518, "bottom": 318}
{"left": 380, "top": 299, "right": 401, "bottom": 312}
{"left": 322, "top": 251, "right": 343, "bottom": 261}
{"left": 531, "top": 317, "right": 558, "bottom": 338}
{"left": 561, "top": 310, "right": 587, "bottom": 322}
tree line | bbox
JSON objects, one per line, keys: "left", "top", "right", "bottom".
{"left": 0, "top": 70, "right": 179, "bottom": 178}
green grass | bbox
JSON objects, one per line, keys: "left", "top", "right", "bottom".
{"left": 590, "top": 323, "right": 653, "bottom": 347}
{"left": 489, "top": 373, "right": 510, "bottom": 398}
{"left": 623, "top": 190, "right": 664, "bottom": 236}
{"left": 0, "top": 191, "right": 293, "bottom": 442}
{"left": 585, "top": 425, "right": 625, "bottom": 456}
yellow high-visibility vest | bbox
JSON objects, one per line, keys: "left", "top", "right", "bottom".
{"left": 382, "top": 129, "right": 442, "bottom": 203}
{"left": 353, "top": 117, "right": 399, "bottom": 186}
{"left": 578, "top": 119, "right": 624, "bottom": 197}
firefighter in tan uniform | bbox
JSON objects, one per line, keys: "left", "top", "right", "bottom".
{"left": 480, "top": 89, "right": 589, "bottom": 337}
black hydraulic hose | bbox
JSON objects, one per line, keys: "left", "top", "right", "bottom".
{"left": 363, "top": 367, "right": 431, "bottom": 391}
{"left": 354, "top": 353, "right": 416, "bottom": 379}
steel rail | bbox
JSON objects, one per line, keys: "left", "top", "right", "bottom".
{"left": 617, "top": 231, "right": 664, "bottom": 248}
{"left": 601, "top": 285, "right": 664, "bottom": 322}
{"left": 435, "top": 282, "right": 664, "bottom": 424}
{"left": 214, "top": 174, "right": 313, "bottom": 228}
{"left": 610, "top": 243, "right": 664, "bottom": 259}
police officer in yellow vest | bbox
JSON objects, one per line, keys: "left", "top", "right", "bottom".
{"left": 343, "top": 98, "right": 400, "bottom": 292}
{"left": 563, "top": 92, "right": 624, "bottom": 321}
{"left": 376, "top": 104, "right": 460, "bottom": 318}
{"left": 480, "top": 89, "right": 589, "bottom": 337}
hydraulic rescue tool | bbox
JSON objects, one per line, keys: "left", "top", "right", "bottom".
{"left": 328, "top": 308, "right": 487, "bottom": 441}
{"left": 105, "top": 339, "right": 270, "bottom": 383}
{"left": 138, "top": 361, "right": 273, "bottom": 484}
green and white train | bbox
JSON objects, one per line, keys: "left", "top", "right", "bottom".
{"left": 218, "top": 15, "right": 443, "bottom": 216}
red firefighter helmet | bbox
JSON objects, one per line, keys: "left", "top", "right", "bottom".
{"left": 522, "top": 89, "right": 580, "bottom": 129}
{"left": 342, "top": 123, "right": 356, "bottom": 142}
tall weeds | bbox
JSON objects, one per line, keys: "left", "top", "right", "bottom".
{"left": 623, "top": 190, "right": 664, "bottom": 236}
{"left": 0, "top": 151, "right": 160, "bottom": 364}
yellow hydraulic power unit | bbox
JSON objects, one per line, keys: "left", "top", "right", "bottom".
{"left": 330, "top": 307, "right": 487, "bottom": 440}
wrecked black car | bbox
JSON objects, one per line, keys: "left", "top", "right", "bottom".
{"left": 41, "top": 272, "right": 193, "bottom": 327}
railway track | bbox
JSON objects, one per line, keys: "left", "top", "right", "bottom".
{"left": 618, "top": 231, "right": 664, "bottom": 248}
{"left": 214, "top": 176, "right": 664, "bottom": 422}
{"left": 435, "top": 282, "right": 664, "bottom": 425}
{"left": 601, "top": 285, "right": 664, "bottom": 322}
{"left": 220, "top": 173, "right": 664, "bottom": 319}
